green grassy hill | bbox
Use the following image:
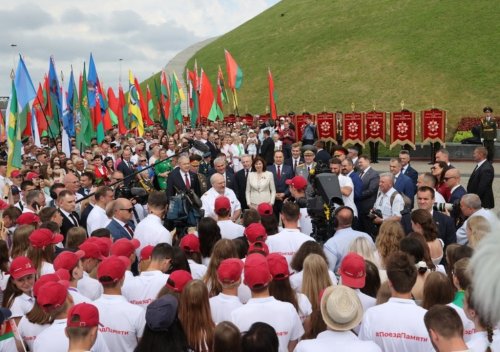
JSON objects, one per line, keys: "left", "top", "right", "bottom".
{"left": 184, "top": 0, "right": 500, "bottom": 139}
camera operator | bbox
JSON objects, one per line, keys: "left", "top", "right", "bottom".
{"left": 285, "top": 175, "right": 312, "bottom": 236}
{"left": 369, "top": 173, "right": 404, "bottom": 235}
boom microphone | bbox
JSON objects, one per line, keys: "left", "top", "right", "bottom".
{"left": 186, "top": 138, "right": 210, "bottom": 153}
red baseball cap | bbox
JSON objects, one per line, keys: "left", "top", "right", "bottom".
{"left": 214, "top": 196, "right": 231, "bottom": 213}
{"left": 111, "top": 238, "right": 140, "bottom": 258}
{"left": 53, "top": 250, "right": 85, "bottom": 271}
{"left": 248, "top": 241, "right": 269, "bottom": 256}
{"left": 165, "top": 270, "right": 193, "bottom": 293}
{"left": 26, "top": 172, "right": 40, "bottom": 181}
{"left": 179, "top": 234, "right": 200, "bottom": 253}
{"left": 257, "top": 203, "right": 273, "bottom": 216}
{"left": 286, "top": 176, "right": 308, "bottom": 191}
{"left": 9, "top": 256, "right": 36, "bottom": 279}
{"left": 339, "top": 253, "right": 366, "bottom": 289}
{"left": 29, "top": 228, "right": 64, "bottom": 248}
{"left": 244, "top": 223, "right": 267, "bottom": 243}
{"left": 244, "top": 253, "right": 272, "bottom": 290}
{"left": 217, "top": 258, "right": 243, "bottom": 284}
{"left": 267, "top": 253, "right": 290, "bottom": 280}
{"left": 0, "top": 200, "right": 9, "bottom": 211}
{"left": 16, "top": 212, "right": 40, "bottom": 226}
{"left": 33, "top": 270, "right": 70, "bottom": 298}
{"left": 67, "top": 303, "right": 101, "bottom": 328}
{"left": 79, "top": 242, "right": 105, "bottom": 260}
{"left": 37, "top": 282, "right": 69, "bottom": 311}
{"left": 10, "top": 170, "right": 22, "bottom": 178}
{"left": 97, "top": 256, "right": 130, "bottom": 283}
{"left": 86, "top": 237, "right": 112, "bottom": 257}
{"left": 140, "top": 245, "right": 154, "bottom": 261}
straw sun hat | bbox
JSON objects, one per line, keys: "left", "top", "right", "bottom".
{"left": 320, "top": 285, "right": 363, "bottom": 331}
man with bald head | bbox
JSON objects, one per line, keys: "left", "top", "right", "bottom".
{"left": 166, "top": 155, "right": 201, "bottom": 200}
{"left": 443, "top": 168, "right": 466, "bottom": 205}
{"left": 323, "top": 206, "right": 373, "bottom": 272}
{"left": 106, "top": 197, "right": 136, "bottom": 241}
{"left": 201, "top": 173, "right": 241, "bottom": 221}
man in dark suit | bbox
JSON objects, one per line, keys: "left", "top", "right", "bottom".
{"left": 467, "top": 146, "right": 495, "bottom": 209}
{"left": 106, "top": 197, "right": 136, "bottom": 241}
{"left": 57, "top": 190, "right": 80, "bottom": 241}
{"left": 210, "top": 157, "right": 236, "bottom": 191}
{"left": 399, "top": 150, "right": 418, "bottom": 187}
{"left": 444, "top": 168, "right": 466, "bottom": 204}
{"left": 284, "top": 142, "right": 304, "bottom": 175}
{"left": 356, "top": 155, "right": 380, "bottom": 234}
{"left": 390, "top": 158, "right": 415, "bottom": 208}
{"left": 260, "top": 130, "right": 275, "bottom": 166}
{"left": 267, "top": 151, "right": 294, "bottom": 216}
{"left": 166, "top": 155, "right": 201, "bottom": 200}
{"left": 206, "top": 131, "right": 219, "bottom": 163}
{"left": 314, "top": 140, "right": 331, "bottom": 164}
{"left": 401, "top": 186, "right": 456, "bottom": 247}
{"left": 116, "top": 149, "right": 135, "bottom": 186}
{"left": 234, "top": 155, "right": 252, "bottom": 210}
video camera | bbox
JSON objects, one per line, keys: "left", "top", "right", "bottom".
{"left": 114, "top": 186, "right": 149, "bottom": 205}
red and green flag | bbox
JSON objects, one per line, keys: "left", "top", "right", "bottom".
{"left": 268, "top": 68, "right": 278, "bottom": 120}
{"left": 76, "top": 62, "right": 93, "bottom": 149}
{"left": 224, "top": 49, "right": 243, "bottom": 90}
{"left": 159, "top": 71, "right": 170, "bottom": 129}
{"left": 199, "top": 69, "right": 220, "bottom": 122}
{"left": 32, "top": 83, "right": 48, "bottom": 137}
{"left": 108, "top": 87, "right": 127, "bottom": 135}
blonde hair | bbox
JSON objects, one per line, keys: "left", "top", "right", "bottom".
{"left": 178, "top": 280, "right": 215, "bottom": 352}
{"left": 11, "top": 225, "right": 35, "bottom": 259}
{"left": 348, "top": 237, "right": 378, "bottom": 265}
{"left": 203, "top": 239, "right": 238, "bottom": 297}
{"left": 375, "top": 220, "right": 405, "bottom": 268}
{"left": 301, "top": 254, "right": 332, "bottom": 311}
{"left": 467, "top": 216, "right": 491, "bottom": 248}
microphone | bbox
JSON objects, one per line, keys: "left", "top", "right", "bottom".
{"left": 186, "top": 138, "right": 210, "bottom": 153}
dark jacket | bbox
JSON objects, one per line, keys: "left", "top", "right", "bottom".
{"left": 467, "top": 161, "right": 495, "bottom": 209}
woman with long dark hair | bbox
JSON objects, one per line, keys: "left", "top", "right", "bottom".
{"left": 411, "top": 209, "right": 444, "bottom": 265}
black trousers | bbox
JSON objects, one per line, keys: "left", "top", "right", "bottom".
{"left": 484, "top": 140, "right": 495, "bottom": 162}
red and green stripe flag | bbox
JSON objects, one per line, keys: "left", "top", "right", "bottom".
{"left": 224, "top": 49, "right": 243, "bottom": 90}
{"left": 199, "top": 69, "right": 220, "bottom": 122}
{"left": 76, "top": 62, "right": 93, "bottom": 149}
{"left": 268, "top": 68, "right": 278, "bottom": 120}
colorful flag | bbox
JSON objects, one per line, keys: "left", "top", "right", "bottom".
{"left": 146, "top": 85, "right": 155, "bottom": 123}
{"left": 187, "top": 71, "right": 199, "bottom": 127}
{"left": 7, "top": 80, "right": 21, "bottom": 175}
{"left": 108, "top": 87, "right": 127, "bottom": 135}
{"left": 48, "top": 57, "right": 62, "bottom": 139}
{"left": 118, "top": 84, "right": 129, "bottom": 130}
{"left": 199, "top": 69, "right": 219, "bottom": 122}
{"left": 217, "top": 65, "right": 229, "bottom": 104}
{"left": 13, "top": 55, "right": 36, "bottom": 146}
{"left": 0, "top": 108, "right": 5, "bottom": 143}
{"left": 64, "top": 69, "right": 77, "bottom": 137}
{"left": 60, "top": 74, "right": 72, "bottom": 155}
{"left": 172, "top": 71, "right": 186, "bottom": 101}
{"left": 87, "top": 54, "right": 106, "bottom": 141}
{"left": 32, "top": 83, "right": 48, "bottom": 137}
{"left": 268, "top": 68, "right": 278, "bottom": 120}
{"left": 128, "top": 70, "right": 144, "bottom": 136}
{"left": 224, "top": 49, "right": 243, "bottom": 90}
{"left": 159, "top": 71, "right": 170, "bottom": 129}
{"left": 168, "top": 74, "right": 182, "bottom": 134}
{"left": 76, "top": 62, "right": 93, "bottom": 149}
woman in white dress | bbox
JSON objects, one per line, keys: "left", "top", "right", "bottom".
{"left": 245, "top": 156, "right": 276, "bottom": 208}
{"left": 230, "top": 133, "right": 245, "bottom": 173}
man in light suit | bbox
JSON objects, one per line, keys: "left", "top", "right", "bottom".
{"left": 166, "top": 156, "right": 202, "bottom": 200}
{"left": 106, "top": 197, "right": 136, "bottom": 241}
{"left": 267, "top": 150, "right": 294, "bottom": 217}
{"left": 295, "top": 148, "right": 317, "bottom": 198}
{"left": 356, "top": 155, "right": 379, "bottom": 235}
{"left": 467, "top": 146, "right": 495, "bottom": 209}
{"left": 389, "top": 158, "right": 415, "bottom": 209}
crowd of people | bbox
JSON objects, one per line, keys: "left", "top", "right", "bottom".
{"left": 0, "top": 115, "right": 497, "bottom": 352}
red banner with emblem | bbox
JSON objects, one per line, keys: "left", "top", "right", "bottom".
{"left": 316, "top": 112, "right": 337, "bottom": 143}
{"left": 342, "top": 112, "right": 364, "bottom": 147}
{"left": 295, "top": 114, "right": 313, "bottom": 142}
{"left": 364, "top": 111, "right": 386, "bottom": 146}
{"left": 421, "top": 109, "right": 446, "bottom": 146}
{"left": 240, "top": 115, "right": 254, "bottom": 127}
{"left": 390, "top": 110, "right": 415, "bottom": 149}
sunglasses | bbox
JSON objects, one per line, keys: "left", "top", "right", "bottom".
{"left": 443, "top": 176, "right": 455, "bottom": 181}
{"left": 140, "top": 159, "right": 147, "bottom": 162}
{"left": 120, "top": 208, "right": 134, "bottom": 212}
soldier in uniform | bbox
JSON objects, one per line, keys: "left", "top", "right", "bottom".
{"left": 480, "top": 106, "right": 497, "bottom": 162}
{"left": 190, "top": 154, "right": 209, "bottom": 195}
{"left": 295, "top": 146, "right": 317, "bottom": 198}
{"left": 199, "top": 152, "right": 213, "bottom": 179}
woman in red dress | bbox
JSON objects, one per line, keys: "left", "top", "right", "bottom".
{"left": 93, "top": 155, "right": 109, "bottom": 185}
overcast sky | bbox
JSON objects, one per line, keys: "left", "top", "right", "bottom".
{"left": 0, "top": 0, "right": 279, "bottom": 96}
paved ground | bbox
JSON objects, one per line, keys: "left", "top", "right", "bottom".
{"left": 370, "top": 160, "right": 499, "bottom": 213}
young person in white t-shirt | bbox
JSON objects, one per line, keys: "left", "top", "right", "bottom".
{"left": 122, "top": 243, "right": 173, "bottom": 309}
{"left": 266, "top": 202, "right": 312, "bottom": 266}
{"left": 295, "top": 285, "right": 381, "bottom": 352}
{"left": 65, "top": 303, "right": 100, "bottom": 352}
{"left": 77, "top": 240, "right": 105, "bottom": 301}
{"left": 215, "top": 196, "right": 245, "bottom": 240}
{"left": 110, "top": 238, "right": 141, "bottom": 283}
{"left": 359, "top": 251, "right": 433, "bottom": 352}
{"left": 231, "top": 253, "right": 304, "bottom": 352}
{"left": 179, "top": 234, "right": 208, "bottom": 280}
{"left": 94, "top": 255, "right": 146, "bottom": 352}
{"left": 209, "top": 258, "right": 244, "bottom": 324}
{"left": 424, "top": 305, "right": 469, "bottom": 352}
{"left": 53, "top": 250, "right": 90, "bottom": 304}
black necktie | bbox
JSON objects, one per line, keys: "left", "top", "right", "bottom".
{"left": 245, "top": 169, "right": 249, "bottom": 178}
{"left": 70, "top": 213, "right": 78, "bottom": 227}
{"left": 294, "top": 160, "right": 298, "bottom": 172}
{"left": 360, "top": 171, "right": 365, "bottom": 178}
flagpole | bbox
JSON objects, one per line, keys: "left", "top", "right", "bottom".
{"left": 232, "top": 88, "right": 239, "bottom": 116}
